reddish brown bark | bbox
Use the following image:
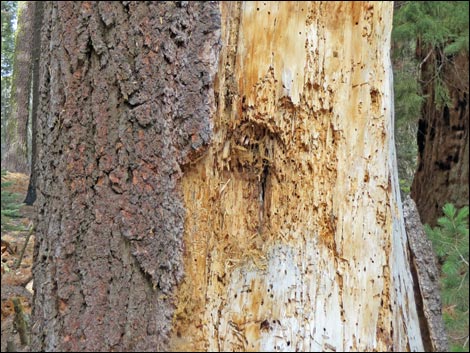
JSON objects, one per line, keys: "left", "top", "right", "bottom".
{"left": 32, "top": 2, "right": 220, "bottom": 351}
{"left": 411, "top": 49, "right": 469, "bottom": 225}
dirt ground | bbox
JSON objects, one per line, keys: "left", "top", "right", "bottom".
{"left": 1, "top": 172, "right": 35, "bottom": 352}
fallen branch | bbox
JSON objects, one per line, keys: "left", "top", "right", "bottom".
{"left": 14, "top": 222, "right": 34, "bottom": 269}
{"left": 13, "top": 297, "right": 30, "bottom": 346}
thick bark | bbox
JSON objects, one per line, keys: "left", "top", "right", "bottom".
{"left": 411, "top": 48, "right": 469, "bottom": 226}
{"left": 23, "top": 1, "right": 43, "bottom": 205}
{"left": 171, "top": 2, "right": 423, "bottom": 351}
{"left": 31, "top": 2, "right": 220, "bottom": 351}
{"left": 33, "top": 2, "right": 425, "bottom": 352}
{"left": 403, "top": 196, "right": 448, "bottom": 352}
{"left": 2, "top": 1, "right": 34, "bottom": 174}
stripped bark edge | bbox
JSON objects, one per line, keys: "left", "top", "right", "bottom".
{"left": 403, "top": 196, "right": 448, "bottom": 352}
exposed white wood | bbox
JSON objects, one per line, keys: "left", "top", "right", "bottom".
{"left": 171, "top": 3, "right": 424, "bottom": 351}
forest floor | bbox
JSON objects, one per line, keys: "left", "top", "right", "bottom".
{"left": 1, "top": 172, "right": 35, "bottom": 352}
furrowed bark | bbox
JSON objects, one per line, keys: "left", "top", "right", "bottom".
{"left": 32, "top": 2, "right": 220, "bottom": 351}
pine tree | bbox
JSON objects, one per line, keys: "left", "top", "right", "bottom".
{"left": 425, "top": 204, "right": 469, "bottom": 352}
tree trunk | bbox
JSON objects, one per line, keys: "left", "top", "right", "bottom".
{"left": 2, "top": 1, "right": 34, "bottom": 174}
{"left": 24, "top": 1, "right": 43, "bottom": 205}
{"left": 1, "top": 1, "right": 18, "bottom": 160}
{"left": 411, "top": 47, "right": 469, "bottom": 226}
{"left": 32, "top": 1, "right": 220, "bottom": 351}
{"left": 171, "top": 2, "right": 423, "bottom": 351}
{"left": 33, "top": 2, "right": 425, "bottom": 352}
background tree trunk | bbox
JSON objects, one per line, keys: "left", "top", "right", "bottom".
{"left": 1, "top": 1, "right": 18, "bottom": 160}
{"left": 2, "top": 1, "right": 34, "bottom": 173}
{"left": 24, "top": 1, "right": 43, "bottom": 205}
{"left": 33, "top": 2, "right": 425, "bottom": 352}
{"left": 411, "top": 48, "right": 469, "bottom": 226}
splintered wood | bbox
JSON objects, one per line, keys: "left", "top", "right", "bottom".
{"left": 171, "top": 2, "right": 424, "bottom": 352}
